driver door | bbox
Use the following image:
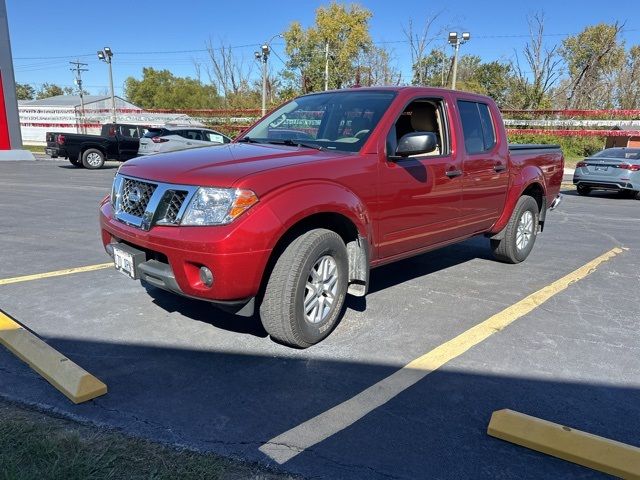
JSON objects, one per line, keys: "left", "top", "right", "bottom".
{"left": 377, "top": 98, "right": 463, "bottom": 259}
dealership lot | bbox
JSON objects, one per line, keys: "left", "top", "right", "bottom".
{"left": 1, "top": 159, "right": 639, "bottom": 479}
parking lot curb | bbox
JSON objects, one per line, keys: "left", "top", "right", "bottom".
{"left": 488, "top": 409, "right": 640, "bottom": 479}
{"left": 0, "top": 310, "right": 107, "bottom": 404}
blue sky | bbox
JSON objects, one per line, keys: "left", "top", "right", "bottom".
{"left": 7, "top": 0, "right": 640, "bottom": 96}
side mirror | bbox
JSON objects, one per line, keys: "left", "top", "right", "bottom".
{"left": 394, "top": 132, "right": 437, "bottom": 158}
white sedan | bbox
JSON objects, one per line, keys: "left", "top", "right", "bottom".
{"left": 138, "top": 126, "right": 231, "bottom": 156}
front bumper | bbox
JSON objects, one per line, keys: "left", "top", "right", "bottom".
{"left": 100, "top": 200, "right": 279, "bottom": 305}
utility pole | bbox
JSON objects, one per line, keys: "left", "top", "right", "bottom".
{"left": 69, "top": 59, "right": 88, "bottom": 133}
{"left": 447, "top": 32, "right": 470, "bottom": 90}
{"left": 324, "top": 41, "right": 330, "bottom": 91}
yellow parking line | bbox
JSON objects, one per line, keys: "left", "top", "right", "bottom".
{"left": 0, "top": 310, "right": 107, "bottom": 404}
{"left": 259, "top": 247, "right": 624, "bottom": 464}
{"left": 0, "top": 263, "right": 112, "bottom": 286}
{"left": 488, "top": 409, "right": 640, "bottom": 478}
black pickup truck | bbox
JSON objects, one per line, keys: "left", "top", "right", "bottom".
{"left": 45, "top": 123, "right": 148, "bottom": 169}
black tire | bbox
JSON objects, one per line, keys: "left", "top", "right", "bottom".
{"left": 576, "top": 185, "right": 591, "bottom": 196}
{"left": 491, "top": 195, "right": 539, "bottom": 264}
{"left": 69, "top": 156, "right": 83, "bottom": 168}
{"left": 618, "top": 189, "right": 636, "bottom": 199}
{"left": 260, "top": 229, "right": 348, "bottom": 348}
{"left": 81, "top": 148, "right": 105, "bottom": 169}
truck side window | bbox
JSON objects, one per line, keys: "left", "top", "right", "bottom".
{"left": 458, "top": 101, "right": 496, "bottom": 154}
{"left": 387, "top": 99, "right": 446, "bottom": 157}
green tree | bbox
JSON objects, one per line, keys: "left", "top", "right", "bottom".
{"left": 283, "top": 2, "right": 373, "bottom": 93}
{"left": 36, "top": 83, "right": 73, "bottom": 99}
{"left": 16, "top": 83, "right": 35, "bottom": 100}
{"left": 561, "top": 22, "right": 625, "bottom": 108}
{"left": 357, "top": 45, "right": 402, "bottom": 86}
{"left": 412, "top": 48, "right": 449, "bottom": 86}
{"left": 470, "top": 61, "right": 513, "bottom": 107}
{"left": 124, "top": 67, "right": 221, "bottom": 109}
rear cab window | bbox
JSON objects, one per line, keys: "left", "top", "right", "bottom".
{"left": 457, "top": 100, "right": 496, "bottom": 154}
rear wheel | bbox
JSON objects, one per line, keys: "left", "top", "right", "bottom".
{"left": 491, "top": 195, "right": 539, "bottom": 264}
{"left": 618, "top": 189, "right": 636, "bottom": 199}
{"left": 81, "top": 148, "right": 105, "bottom": 169}
{"left": 260, "top": 229, "right": 348, "bottom": 348}
{"left": 576, "top": 185, "right": 591, "bottom": 196}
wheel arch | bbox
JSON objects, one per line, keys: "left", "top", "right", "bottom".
{"left": 490, "top": 165, "right": 547, "bottom": 235}
{"left": 261, "top": 210, "right": 370, "bottom": 301}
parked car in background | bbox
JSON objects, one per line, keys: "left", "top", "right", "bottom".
{"left": 138, "top": 126, "right": 231, "bottom": 156}
{"left": 46, "top": 124, "right": 148, "bottom": 169}
{"left": 573, "top": 147, "right": 640, "bottom": 198}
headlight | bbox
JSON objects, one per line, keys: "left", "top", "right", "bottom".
{"left": 181, "top": 187, "right": 258, "bottom": 226}
{"left": 110, "top": 174, "right": 123, "bottom": 207}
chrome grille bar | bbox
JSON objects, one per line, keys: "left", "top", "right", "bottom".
{"left": 112, "top": 174, "right": 198, "bottom": 231}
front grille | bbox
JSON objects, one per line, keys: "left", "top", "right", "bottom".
{"left": 164, "top": 190, "right": 188, "bottom": 224}
{"left": 113, "top": 175, "right": 197, "bottom": 231}
{"left": 121, "top": 178, "right": 157, "bottom": 217}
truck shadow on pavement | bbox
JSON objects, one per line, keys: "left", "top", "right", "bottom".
{"left": 143, "top": 236, "right": 494, "bottom": 334}
{"left": 1, "top": 337, "right": 636, "bottom": 479}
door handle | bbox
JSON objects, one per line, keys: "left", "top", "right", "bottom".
{"left": 445, "top": 169, "right": 463, "bottom": 178}
{"left": 494, "top": 163, "right": 506, "bottom": 172}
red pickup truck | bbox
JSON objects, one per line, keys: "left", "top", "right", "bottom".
{"left": 100, "top": 87, "right": 563, "bottom": 348}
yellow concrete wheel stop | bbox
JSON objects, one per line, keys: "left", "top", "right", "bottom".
{"left": 488, "top": 409, "right": 640, "bottom": 479}
{"left": 0, "top": 310, "right": 107, "bottom": 404}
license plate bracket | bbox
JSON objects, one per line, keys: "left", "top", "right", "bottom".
{"left": 113, "top": 244, "right": 146, "bottom": 279}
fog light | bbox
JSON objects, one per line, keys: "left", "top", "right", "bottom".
{"left": 199, "top": 266, "right": 214, "bottom": 287}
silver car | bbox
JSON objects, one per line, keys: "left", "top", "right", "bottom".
{"left": 138, "top": 126, "right": 231, "bottom": 156}
{"left": 573, "top": 147, "right": 640, "bottom": 198}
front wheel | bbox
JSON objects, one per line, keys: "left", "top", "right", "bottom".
{"left": 491, "top": 195, "right": 539, "bottom": 264}
{"left": 81, "top": 148, "right": 105, "bottom": 169}
{"left": 260, "top": 229, "right": 348, "bottom": 348}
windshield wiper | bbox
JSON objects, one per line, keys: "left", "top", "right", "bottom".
{"left": 237, "top": 136, "right": 263, "bottom": 144}
{"left": 266, "top": 139, "right": 325, "bottom": 151}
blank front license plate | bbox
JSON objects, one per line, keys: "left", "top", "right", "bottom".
{"left": 113, "top": 246, "right": 136, "bottom": 279}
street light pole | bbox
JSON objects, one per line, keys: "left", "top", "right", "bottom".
{"left": 447, "top": 32, "right": 470, "bottom": 90}
{"left": 97, "top": 47, "right": 116, "bottom": 123}
{"left": 254, "top": 34, "right": 282, "bottom": 117}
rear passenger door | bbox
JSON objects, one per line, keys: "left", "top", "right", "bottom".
{"left": 456, "top": 100, "right": 509, "bottom": 234}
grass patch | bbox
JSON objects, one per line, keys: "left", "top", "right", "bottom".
{"left": 21, "top": 145, "right": 45, "bottom": 154}
{"left": 564, "top": 157, "right": 582, "bottom": 169}
{"left": 0, "top": 399, "right": 295, "bottom": 480}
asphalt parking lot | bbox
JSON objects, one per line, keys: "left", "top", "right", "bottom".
{"left": 1, "top": 158, "right": 639, "bottom": 479}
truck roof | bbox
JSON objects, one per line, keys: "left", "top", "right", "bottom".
{"left": 300, "top": 86, "right": 494, "bottom": 102}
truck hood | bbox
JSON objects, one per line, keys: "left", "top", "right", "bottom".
{"left": 119, "top": 143, "right": 348, "bottom": 187}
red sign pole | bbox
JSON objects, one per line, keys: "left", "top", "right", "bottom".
{"left": 0, "top": 70, "right": 11, "bottom": 149}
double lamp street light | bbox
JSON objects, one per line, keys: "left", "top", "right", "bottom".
{"left": 448, "top": 31, "right": 471, "bottom": 90}
{"left": 97, "top": 46, "right": 116, "bottom": 124}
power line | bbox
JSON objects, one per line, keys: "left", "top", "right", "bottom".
{"left": 13, "top": 28, "right": 640, "bottom": 62}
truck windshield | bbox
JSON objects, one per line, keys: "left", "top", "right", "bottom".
{"left": 240, "top": 90, "right": 397, "bottom": 153}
